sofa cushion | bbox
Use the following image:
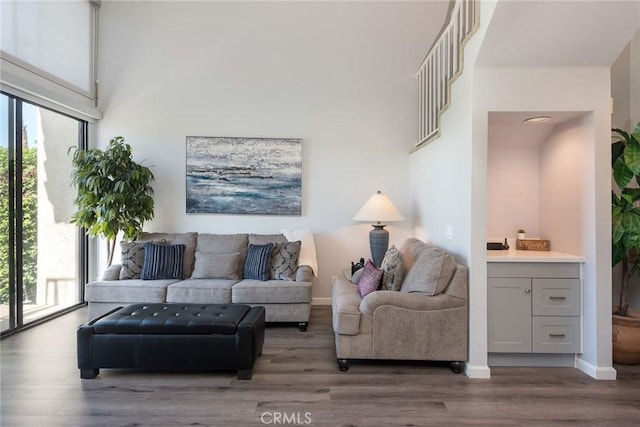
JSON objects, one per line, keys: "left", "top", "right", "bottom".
{"left": 85, "top": 279, "right": 178, "bottom": 303}
{"left": 141, "top": 243, "right": 185, "bottom": 280}
{"left": 232, "top": 279, "right": 311, "bottom": 304}
{"left": 140, "top": 232, "right": 198, "bottom": 278}
{"left": 249, "top": 233, "right": 287, "bottom": 245}
{"left": 196, "top": 234, "right": 249, "bottom": 278}
{"left": 400, "top": 239, "right": 456, "bottom": 296}
{"left": 358, "top": 260, "right": 382, "bottom": 297}
{"left": 380, "top": 245, "right": 404, "bottom": 291}
{"left": 166, "top": 279, "right": 236, "bottom": 304}
{"left": 270, "top": 241, "right": 301, "bottom": 281}
{"left": 103, "top": 264, "right": 122, "bottom": 281}
{"left": 244, "top": 243, "right": 275, "bottom": 281}
{"left": 191, "top": 252, "right": 242, "bottom": 280}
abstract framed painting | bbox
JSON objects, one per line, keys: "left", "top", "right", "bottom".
{"left": 186, "top": 136, "right": 302, "bottom": 215}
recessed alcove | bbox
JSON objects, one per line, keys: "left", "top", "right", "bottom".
{"left": 487, "top": 111, "right": 592, "bottom": 255}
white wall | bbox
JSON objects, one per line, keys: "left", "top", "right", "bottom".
{"left": 486, "top": 144, "right": 540, "bottom": 240}
{"left": 539, "top": 115, "right": 591, "bottom": 256}
{"left": 409, "top": 0, "right": 498, "bottom": 379}
{"left": 96, "top": 1, "right": 448, "bottom": 299}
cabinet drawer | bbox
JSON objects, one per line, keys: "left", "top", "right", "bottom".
{"left": 487, "top": 263, "right": 580, "bottom": 278}
{"left": 532, "top": 279, "right": 581, "bottom": 316}
{"left": 532, "top": 316, "right": 581, "bottom": 353}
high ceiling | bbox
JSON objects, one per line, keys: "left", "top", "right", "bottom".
{"left": 477, "top": 0, "right": 640, "bottom": 67}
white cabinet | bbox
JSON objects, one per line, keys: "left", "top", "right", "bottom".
{"left": 488, "top": 262, "right": 581, "bottom": 354}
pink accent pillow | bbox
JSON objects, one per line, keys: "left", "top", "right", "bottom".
{"left": 357, "top": 260, "right": 383, "bottom": 297}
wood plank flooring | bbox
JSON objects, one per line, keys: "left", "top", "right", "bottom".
{"left": 1, "top": 306, "right": 639, "bottom": 426}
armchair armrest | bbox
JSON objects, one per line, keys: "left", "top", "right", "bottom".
{"left": 101, "top": 264, "right": 122, "bottom": 281}
{"left": 359, "top": 291, "right": 465, "bottom": 316}
{"left": 296, "top": 265, "right": 313, "bottom": 282}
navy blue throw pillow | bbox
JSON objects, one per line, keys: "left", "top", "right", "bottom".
{"left": 244, "top": 243, "right": 275, "bottom": 281}
{"left": 141, "top": 242, "right": 185, "bottom": 280}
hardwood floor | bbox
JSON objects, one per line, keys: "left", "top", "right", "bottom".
{"left": 1, "top": 305, "right": 639, "bottom": 426}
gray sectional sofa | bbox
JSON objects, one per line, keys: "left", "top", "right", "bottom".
{"left": 86, "top": 232, "right": 313, "bottom": 331}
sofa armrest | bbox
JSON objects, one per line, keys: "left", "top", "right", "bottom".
{"left": 332, "top": 277, "right": 362, "bottom": 335}
{"left": 296, "top": 265, "right": 313, "bottom": 282}
{"left": 359, "top": 291, "right": 466, "bottom": 316}
{"left": 102, "top": 264, "right": 122, "bottom": 281}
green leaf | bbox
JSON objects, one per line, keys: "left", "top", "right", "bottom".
{"left": 622, "top": 188, "right": 640, "bottom": 202}
{"left": 612, "top": 141, "right": 625, "bottom": 167}
{"left": 624, "top": 142, "right": 640, "bottom": 175}
{"left": 614, "top": 156, "right": 634, "bottom": 189}
{"left": 632, "top": 123, "right": 640, "bottom": 142}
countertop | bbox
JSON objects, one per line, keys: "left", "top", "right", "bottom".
{"left": 486, "top": 249, "right": 585, "bottom": 263}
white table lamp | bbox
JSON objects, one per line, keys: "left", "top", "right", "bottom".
{"left": 353, "top": 191, "right": 404, "bottom": 267}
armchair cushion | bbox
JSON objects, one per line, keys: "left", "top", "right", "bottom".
{"left": 359, "top": 290, "right": 466, "bottom": 316}
{"left": 400, "top": 239, "right": 456, "bottom": 296}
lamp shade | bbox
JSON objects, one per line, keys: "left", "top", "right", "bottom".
{"left": 352, "top": 191, "right": 404, "bottom": 224}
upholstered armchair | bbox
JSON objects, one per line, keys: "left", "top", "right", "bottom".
{"left": 331, "top": 238, "right": 468, "bottom": 373}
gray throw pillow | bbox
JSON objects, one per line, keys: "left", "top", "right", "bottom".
{"left": 380, "top": 245, "right": 405, "bottom": 291}
{"left": 270, "top": 241, "right": 301, "bottom": 280}
{"left": 191, "top": 252, "right": 242, "bottom": 280}
{"left": 119, "top": 239, "right": 166, "bottom": 280}
{"left": 400, "top": 247, "right": 456, "bottom": 296}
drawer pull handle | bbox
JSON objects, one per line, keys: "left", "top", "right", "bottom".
{"left": 549, "top": 296, "right": 566, "bottom": 300}
{"left": 549, "top": 333, "right": 566, "bottom": 338}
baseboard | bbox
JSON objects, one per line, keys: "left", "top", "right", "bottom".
{"left": 465, "top": 364, "right": 491, "bottom": 379}
{"left": 312, "top": 297, "right": 332, "bottom": 306}
{"left": 575, "top": 357, "right": 617, "bottom": 380}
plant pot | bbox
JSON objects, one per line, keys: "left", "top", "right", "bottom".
{"left": 517, "top": 233, "right": 525, "bottom": 240}
{"left": 612, "top": 307, "right": 640, "bottom": 365}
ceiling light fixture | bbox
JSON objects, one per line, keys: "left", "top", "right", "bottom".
{"left": 524, "top": 116, "right": 551, "bottom": 124}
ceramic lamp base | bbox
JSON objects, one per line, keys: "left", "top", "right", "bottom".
{"left": 369, "top": 224, "right": 389, "bottom": 268}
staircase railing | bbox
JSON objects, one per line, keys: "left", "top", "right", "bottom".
{"left": 415, "top": 0, "right": 480, "bottom": 149}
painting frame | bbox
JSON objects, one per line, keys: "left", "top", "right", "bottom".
{"left": 186, "top": 136, "right": 302, "bottom": 215}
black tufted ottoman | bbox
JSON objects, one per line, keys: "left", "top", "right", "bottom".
{"left": 77, "top": 303, "right": 265, "bottom": 380}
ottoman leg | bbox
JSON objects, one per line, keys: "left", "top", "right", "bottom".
{"left": 81, "top": 368, "right": 99, "bottom": 379}
{"left": 237, "top": 369, "right": 253, "bottom": 380}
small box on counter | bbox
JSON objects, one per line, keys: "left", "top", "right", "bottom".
{"left": 516, "top": 239, "right": 550, "bottom": 251}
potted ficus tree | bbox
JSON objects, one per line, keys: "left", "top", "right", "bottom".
{"left": 70, "top": 136, "right": 155, "bottom": 266}
{"left": 611, "top": 121, "right": 640, "bottom": 364}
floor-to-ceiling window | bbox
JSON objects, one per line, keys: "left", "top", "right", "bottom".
{"left": 1, "top": 92, "right": 87, "bottom": 334}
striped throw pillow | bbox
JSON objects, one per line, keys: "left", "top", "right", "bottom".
{"left": 244, "top": 243, "right": 275, "bottom": 281}
{"left": 141, "top": 242, "right": 186, "bottom": 280}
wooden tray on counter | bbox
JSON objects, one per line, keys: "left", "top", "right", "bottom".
{"left": 516, "top": 239, "right": 550, "bottom": 251}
